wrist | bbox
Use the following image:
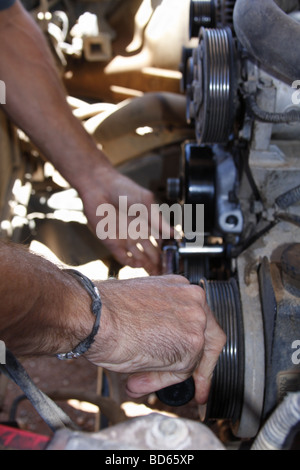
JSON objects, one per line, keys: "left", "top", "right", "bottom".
{"left": 27, "top": 267, "right": 97, "bottom": 358}
{"left": 56, "top": 270, "right": 102, "bottom": 360}
{"left": 73, "top": 148, "right": 116, "bottom": 200}
{"left": 36, "top": 268, "right": 96, "bottom": 357}
{"left": 0, "top": 241, "right": 99, "bottom": 358}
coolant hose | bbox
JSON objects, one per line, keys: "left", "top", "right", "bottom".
{"left": 251, "top": 392, "right": 300, "bottom": 450}
{"left": 233, "top": 0, "right": 300, "bottom": 83}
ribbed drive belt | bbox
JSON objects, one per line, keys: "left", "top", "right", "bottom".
{"left": 0, "top": 349, "right": 77, "bottom": 432}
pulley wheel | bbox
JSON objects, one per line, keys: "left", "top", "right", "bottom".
{"left": 189, "top": 0, "right": 216, "bottom": 38}
{"left": 193, "top": 27, "right": 236, "bottom": 144}
{"left": 201, "top": 277, "right": 244, "bottom": 423}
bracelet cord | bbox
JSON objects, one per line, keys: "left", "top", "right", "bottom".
{"left": 56, "top": 269, "right": 102, "bottom": 360}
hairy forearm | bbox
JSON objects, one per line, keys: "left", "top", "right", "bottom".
{"left": 0, "top": 240, "right": 226, "bottom": 402}
{"left": 0, "top": 241, "right": 94, "bottom": 357}
{"left": 0, "top": 1, "right": 112, "bottom": 192}
{"left": 0, "top": 2, "right": 167, "bottom": 272}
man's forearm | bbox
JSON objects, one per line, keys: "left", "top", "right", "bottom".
{"left": 0, "top": 241, "right": 94, "bottom": 357}
{"left": 0, "top": 1, "right": 169, "bottom": 273}
{"left": 0, "top": 240, "right": 226, "bottom": 402}
{"left": 0, "top": 1, "right": 112, "bottom": 192}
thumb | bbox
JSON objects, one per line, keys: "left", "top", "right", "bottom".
{"left": 193, "top": 305, "right": 227, "bottom": 404}
{"left": 126, "top": 371, "right": 188, "bottom": 398}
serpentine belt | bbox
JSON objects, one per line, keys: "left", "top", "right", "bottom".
{"left": 0, "top": 349, "right": 78, "bottom": 432}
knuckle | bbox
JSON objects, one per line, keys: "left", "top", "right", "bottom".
{"left": 161, "top": 274, "right": 190, "bottom": 285}
{"left": 190, "top": 284, "right": 206, "bottom": 303}
{"left": 190, "top": 329, "right": 205, "bottom": 351}
{"left": 172, "top": 274, "right": 190, "bottom": 283}
{"left": 218, "top": 328, "right": 227, "bottom": 349}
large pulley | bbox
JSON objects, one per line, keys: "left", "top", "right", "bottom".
{"left": 201, "top": 277, "right": 244, "bottom": 425}
{"left": 191, "top": 26, "right": 237, "bottom": 144}
{"left": 194, "top": 28, "right": 235, "bottom": 143}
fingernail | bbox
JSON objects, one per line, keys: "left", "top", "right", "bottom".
{"left": 126, "top": 374, "right": 150, "bottom": 396}
{"left": 198, "top": 404, "right": 207, "bottom": 422}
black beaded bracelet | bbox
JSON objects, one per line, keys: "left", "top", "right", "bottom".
{"left": 56, "top": 269, "right": 102, "bottom": 360}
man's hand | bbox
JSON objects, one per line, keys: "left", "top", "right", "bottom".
{"left": 79, "top": 167, "right": 173, "bottom": 275}
{"left": 0, "top": 1, "right": 174, "bottom": 275}
{"left": 85, "top": 275, "right": 226, "bottom": 404}
{"left": 0, "top": 241, "right": 225, "bottom": 405}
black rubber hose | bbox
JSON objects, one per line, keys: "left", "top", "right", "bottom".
{"left": 233, "top": 0, "right": 300, "bottom": 84}
{"left": 276, "top": 184, "right": 300, "bottom": 209}
{"left": 245, "top": 93, "right": 300, "bottom": 123}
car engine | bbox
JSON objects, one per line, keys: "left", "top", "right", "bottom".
{"left": 164, "top": 0, "right": 300, "bottom": 445}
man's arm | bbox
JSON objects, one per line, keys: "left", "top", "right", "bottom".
{"left": 0, "top": 241, "right": 96, "bottom": 357}
{"left": 0, "top": 240, "right": 226, "bottom": 403}
{"left": 0, "top": 1, "right": 99, "bottom": 187}
{"left": 0, "top": 1, "right": 167, "bottom": 274}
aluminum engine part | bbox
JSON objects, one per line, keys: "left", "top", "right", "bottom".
{"left": 47, "top": 413, "right": 225, "bottom": 450}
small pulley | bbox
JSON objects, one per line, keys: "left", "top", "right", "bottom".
{"left": 189, "top": 0, "right": 216, "bottom": 38}
{"left": 189, "top": 0, "right": 236, "bottom": 38}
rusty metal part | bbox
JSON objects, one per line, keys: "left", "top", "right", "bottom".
{"left": 64, "top": 60, "right": 182, "bottom": 102}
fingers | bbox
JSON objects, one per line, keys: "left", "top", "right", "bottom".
{"left": 101, "top": 237, "right": 162, "bottom": 274}
{"left": 126, "top": 370, "right": 189, "bottom": 398}
{"left": 125, "top": 286, "right": 226, "bottom": 404}
{"left": 126, "top": 239, "right": 162, "bottom": 274}
{"left": 193, "top": 304, "right": 226, "bottom": 404}
{"left": 116, "top": 196, "right": 176, "bottom": 274}
{"left": 149, "top": 204, "right": 175, "bottom": 241}
{"left": 91, "top": 273, "right": 225, "bottom": 405}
